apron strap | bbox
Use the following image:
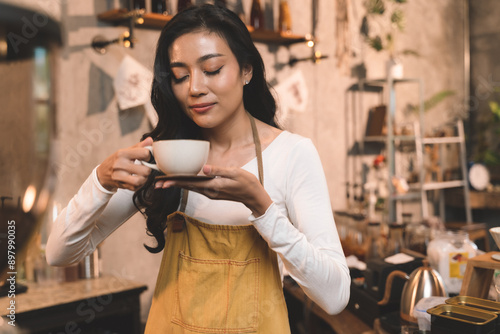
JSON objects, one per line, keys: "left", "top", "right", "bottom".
{"left": 180, "top": 112, "right": 264, "bottom": 212}
{"left": 180, "top": 189, "right": 189, "bottom": 213}
{"left": 248, "top": 113, "right": 264, "bottom": 186}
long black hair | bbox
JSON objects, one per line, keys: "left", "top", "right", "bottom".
{"left": 134, "top": 4, "right": 278, "bottom": 253}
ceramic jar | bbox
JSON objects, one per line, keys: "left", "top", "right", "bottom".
{"left": 427, "top": 230, "right": 478, "bottom": 294}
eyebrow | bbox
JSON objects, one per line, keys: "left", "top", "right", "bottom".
{"left": 170, "top": 53, "right": 225, "bottom": 68}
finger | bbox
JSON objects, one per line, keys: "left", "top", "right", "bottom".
{"left": 124, "top": 174, "right": 149, "bottom": 190}
{"left": 111, "top": 169, "right": 146, "bottom": 190}
{"left": 202, "top": 165, "right": 238, "bottom": 178}
{"left": 163, "top": 179, "right": 222, "bottom": 199}
{"left": 113, "top": 156, "right": 150, "bottom": 176}
{"left": 122, "top": 137, "right": 154, "bottom": 161}
{"left": 127, "top": 163, "right": 152, "bottom": 177}
{"left": 137, "top": 137, "right": 153, "bottom": 148}
{"left": 116, "top": 146, "right": 151, "bottom": 163}
{"left": 110, "top": 170, "right": 132, "bottom": 189}
{"left": 162, "top": 181, "right": 174, "bottom": 188}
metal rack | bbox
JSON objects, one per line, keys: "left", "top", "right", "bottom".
{"left": 347, "top": 77, "right": 472, "bottom": 223}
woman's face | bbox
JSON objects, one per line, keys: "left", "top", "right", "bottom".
{"left": 168, "top": 30, "right": 252, "bottom": 129}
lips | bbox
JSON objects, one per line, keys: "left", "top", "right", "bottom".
{"left": 189, "top": 102, "right": 216, "bottom": 113}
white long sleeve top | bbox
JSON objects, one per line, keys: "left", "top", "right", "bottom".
{"left": 46, "top": 131, "right": 350, "bottom": 315}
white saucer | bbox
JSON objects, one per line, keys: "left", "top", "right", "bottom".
{"left": 491, "top": 254, "right": 500, "bottom": 262}
{"left": 155, "top": 175, "right": 214, "bottom": 181}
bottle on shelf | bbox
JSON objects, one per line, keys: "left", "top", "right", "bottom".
{"left": 152, "top": 0, "right": 169, "bottom": 14}
{"left": 278, "top": 0, "right": 292, "bottom": 34}
{"left": 250, "top": 0, "right": 265, "bottom": 30}
{"left": 365, "top": 221, "right": 386, "bottom": 261}
{"left": 386, "top": 223, "right": 406, "bottom": 256}
{"left": 130, "top": 0, "right": 146, "bottom": 10}
{"left": 177, "top": 0, "right": 192, "bottom": 13}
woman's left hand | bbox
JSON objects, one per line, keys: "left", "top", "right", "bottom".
{"left": 156, "top": 165, "right": 272, "bottom": 217}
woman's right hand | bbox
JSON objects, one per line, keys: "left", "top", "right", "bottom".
{"left": 96, "top": 137, "right": 154, "bottom": 192}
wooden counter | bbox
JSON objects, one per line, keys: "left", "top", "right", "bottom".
{"left": 283, "top": 278, "right": 374, "bottom": 334}
{"left": 0, "top": 275, "right": 147, "bottom": 333}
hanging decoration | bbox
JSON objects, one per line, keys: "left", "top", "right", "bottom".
{"left": 335, "top": 0, "right": 352, "bottom": 73}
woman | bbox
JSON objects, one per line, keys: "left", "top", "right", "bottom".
{"left": 46, "top": 4, "right": 349, "bottom": 333}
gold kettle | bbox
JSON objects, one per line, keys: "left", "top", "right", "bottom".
{"left": 378, "top": 259, "right": 447, "bottom": 323}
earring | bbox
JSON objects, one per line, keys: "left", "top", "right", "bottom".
{"left": 244, "top": 80, "right": 249, "bottom": 85}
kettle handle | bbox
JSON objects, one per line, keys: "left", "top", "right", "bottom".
{"left": 377, "top": 270, "right": 410, "bottom": 306}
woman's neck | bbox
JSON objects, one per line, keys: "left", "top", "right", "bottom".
{"left": 202, "top": 110, "right": 254, "bottom": 152}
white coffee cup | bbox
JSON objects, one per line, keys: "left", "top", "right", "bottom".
{"left": 141, "top": 140, "right": 210, "bottom": 176}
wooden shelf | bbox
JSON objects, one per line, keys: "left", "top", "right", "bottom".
{"left": 97, "top": 9, "right": 308, "bottom": 45}
{"left": 97, "top": 9, "right": 173, "bottom": 29}
{"left": 446, "top": 188, "right": 500, "bottom": 210}
{"left": 247, "top": 27, "right": 307, "bottom": 45}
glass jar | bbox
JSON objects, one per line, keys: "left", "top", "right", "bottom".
{"left": 427, "top": 230, "right": 449, "bottom": 271}
{"left": 342, "top": 214, "right": 365, "bottom": 260}
{"left": 427, "top": 230, "right": 478, "bottom": 295}
{"left": 405, "top": 220, "right": 430, "bottom": 255}
{"left": 365, "top": 221, "right": 386, "bottom": 261}
{"left": 386, "top": 223, "right": 406, "bottom": 256}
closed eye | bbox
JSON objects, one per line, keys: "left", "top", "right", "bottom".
{"left": 205, "top": 66, "right": 223, "bottom": 76}
{"left": 172, "top": 75, "right": 188, "bottom": 84}
{"left": 171, "top": 66, "right": 223, "bottom": 84}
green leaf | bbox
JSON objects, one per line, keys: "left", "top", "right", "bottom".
{"left": 368, "top": 36, "right": 384, "bottom": 51}
{"left": 484, "top": 150, "right": 500, "bottom": 166}
{"left": 391, "top": 9, "right": 405, "bottom": 31}
{"left": 364, "top": 0, "right": 385, "bottom": 15}
{"left": 423, "top": 90, "right": 456, "bottom": 111}
{"left": 489, "top": 101, "right": 500, "bottom": 121}
{"left": 408, "top": 90, "right": 455, "bottom": 113}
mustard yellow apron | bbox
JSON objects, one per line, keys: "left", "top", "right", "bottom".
{"left": 144, "top": 115, "right": 290, "bottom": 333}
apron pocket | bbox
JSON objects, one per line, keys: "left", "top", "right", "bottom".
{"left": 172, "top": 251, "right": 259, "bottom": 333}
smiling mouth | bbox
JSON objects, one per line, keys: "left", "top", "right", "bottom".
{"left": 189, "top": 103, "right": 216, "bottom": 113}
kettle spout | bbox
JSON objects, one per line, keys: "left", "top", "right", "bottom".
{"left": 378, "top": 270, "right": 410, "bottom": 305}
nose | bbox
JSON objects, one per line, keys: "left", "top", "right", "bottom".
{"left": 188, "top": 71, "right": 208, "bottom": 96}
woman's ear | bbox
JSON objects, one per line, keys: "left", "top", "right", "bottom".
{"left": 242, "top": 64, "right": 253, "bottom": 85}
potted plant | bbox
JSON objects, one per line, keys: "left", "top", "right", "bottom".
{"left": 360, "top": 0, "right": 418, "bottom": 79}
{"left": 474, "top": 98, "right": 500, "bottom": 170}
